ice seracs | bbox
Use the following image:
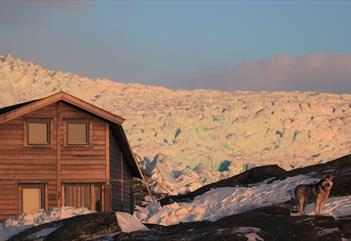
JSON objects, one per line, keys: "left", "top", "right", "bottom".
{"left": 1, "top": 55, "right": 351, "bottom": 174}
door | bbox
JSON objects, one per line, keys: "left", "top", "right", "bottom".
{"left": 21, "top": 185, "right": 44, "bottom": 213}
{"left": 64, "top": 184, "right": 103, "bottom": 211}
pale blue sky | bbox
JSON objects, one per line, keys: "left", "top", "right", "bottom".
{"left": 0, "top": 1, "right": 351, "bottom": 91}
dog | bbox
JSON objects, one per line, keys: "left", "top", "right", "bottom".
{"left": 294, "top": 174, "right": 333, "bottom": 215}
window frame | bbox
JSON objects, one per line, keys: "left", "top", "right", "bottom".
{"left": 64, "top": 119, "right": 91, "bottom": 146}
{"left": 18, "top": 183, "right": 46, "bottom": 213}
{"left": 24, "top": 118, "right": 52, "bottom": 147}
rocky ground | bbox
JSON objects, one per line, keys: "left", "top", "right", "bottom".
{"left": 5, "top": 154, "right": 351, "bottom": 241}
{"left": 7, "top": 206, "right": 350, "bottom": 241}
{"left": 118, "top": 206, "right": 351, "bottom": 241}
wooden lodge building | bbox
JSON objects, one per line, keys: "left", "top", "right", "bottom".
{"left": 0, "top": 92, "right": 144, "bottom": 221}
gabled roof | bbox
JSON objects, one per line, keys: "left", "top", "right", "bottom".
{"left": 0, "top": 99, "right": 38, "bottom": 115}
{"left": 0, "top": 91, "right": 143, "bottom": 179}
{"left": 0, "top": 91, "right": 125, "bottom": 125}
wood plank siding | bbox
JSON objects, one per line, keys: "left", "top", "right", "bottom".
{"left": 109, "top": 129, "right": 134, "bottom": 213}
{"left": 0, "top": 100, "right": 135, "bottom": 220}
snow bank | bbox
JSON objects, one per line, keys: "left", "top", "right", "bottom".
{"left": 115, "top": 212, "right": 149, "bottom": 233}
{"left": 0, "top": 206, "right": 94, "bottom": 241}
{"left": 137, "top": 175, "right": 318, "bottom": 225}
{"left": 306, "top": 195, "right": 351, "bottom": 218}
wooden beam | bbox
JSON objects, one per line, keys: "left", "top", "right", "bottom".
{"left": 104, "top": 184, "right": 112, "bottom": 211}
{"left": 105, "top": 123, "right": 110, "bottom": 184}
{"left": 91, "top": 185, "right": 95, "bottom": 211}
{"left": 56, "top": 103, "right": 62, "bottom": 207}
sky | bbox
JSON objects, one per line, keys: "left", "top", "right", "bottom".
{"left": 0, "top": 1, "right": 351, "bottom": 92}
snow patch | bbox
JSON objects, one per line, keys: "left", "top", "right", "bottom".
{"left": 235, "top": 227, "right": 263, "bottom": 241}
{"left": 244, "top": 232, "right": 264, "bottom": 241}
{"left": 115, "top": 212, "right": 149, "bottom": 233}
{"left": 305, "top": 195, "right": 351, "bottom": 218}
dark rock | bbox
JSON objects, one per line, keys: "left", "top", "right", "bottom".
{"left": 7, "top": 212, "right": 120, "bottom": 241}
{"left": 160, "top": 164, "right": 287, "bottom": 205}
{"left": 44, "top": 212, "right": 119, "bottom": 241}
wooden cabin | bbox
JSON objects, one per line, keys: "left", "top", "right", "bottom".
{"left": 0, "top": 92, "right": 144, "bottom": 221}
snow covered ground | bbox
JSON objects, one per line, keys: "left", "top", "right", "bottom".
{"left": 0, "top": 207, "right": 94, "bottom": 241}
{"left": 137, "top": 175, "right": 351, "bottom": 226}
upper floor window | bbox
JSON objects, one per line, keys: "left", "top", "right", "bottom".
{"left": 26, "top": 119, "right": 50, "bottom": 145}
{"left": 66, "top": 120, "right": 90, "bottom": 145}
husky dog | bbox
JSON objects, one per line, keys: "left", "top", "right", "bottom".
{"left": 294, "top": 174, "right": 333, "bottom": 215}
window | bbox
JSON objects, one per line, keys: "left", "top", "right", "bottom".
{"left": 26, "top": 119, "right": 50, "bottom": 145}
{"left": 19, "top": 184, "right": 45, "bottom": 213}
{"left": 64, "top": 183, "right": 103, "bottom": 211}
{"left": 66, "top": 120, "right": 90, "bottom": 145}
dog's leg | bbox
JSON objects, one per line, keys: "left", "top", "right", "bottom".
{"left": 303, "top": 201, "right": 308, "bottom": 215}
{"left": 315, "top": 201, "right": 320, "bottom": 215}
{"left": 298, "top": 196, "right": 305, "bottom": 215}
{"left": 318, "top": 201, "right": 325, "bottom": 215}
{"left": 315, "top": 196, "right": 325, "bottom": 215}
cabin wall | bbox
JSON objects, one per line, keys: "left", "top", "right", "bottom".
{"left": 58, "top": 103, "right": 107, "bottom": 182}
{"left": 0, "top": 101, "right": 108, "bottom": 220}
{"left": 109, "top": 129, "right": 133, "bottom": 213}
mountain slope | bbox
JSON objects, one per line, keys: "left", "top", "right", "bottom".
{"left": 1, "top": 54, "right": 351, "bottom": 171}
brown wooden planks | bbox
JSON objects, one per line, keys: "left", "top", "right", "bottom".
{"left": 0, "top": 101, "right": 112, "bottom": 220}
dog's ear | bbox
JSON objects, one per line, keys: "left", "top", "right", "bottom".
{"left": 321, "top": 174, "right": 327, "bottom": 180}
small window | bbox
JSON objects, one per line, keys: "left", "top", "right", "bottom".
{"left": 27, "top": 120, "right": 50, "bottom": 145}
{"left": 67, "top": 120, "right": 89, "bottom": 145}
